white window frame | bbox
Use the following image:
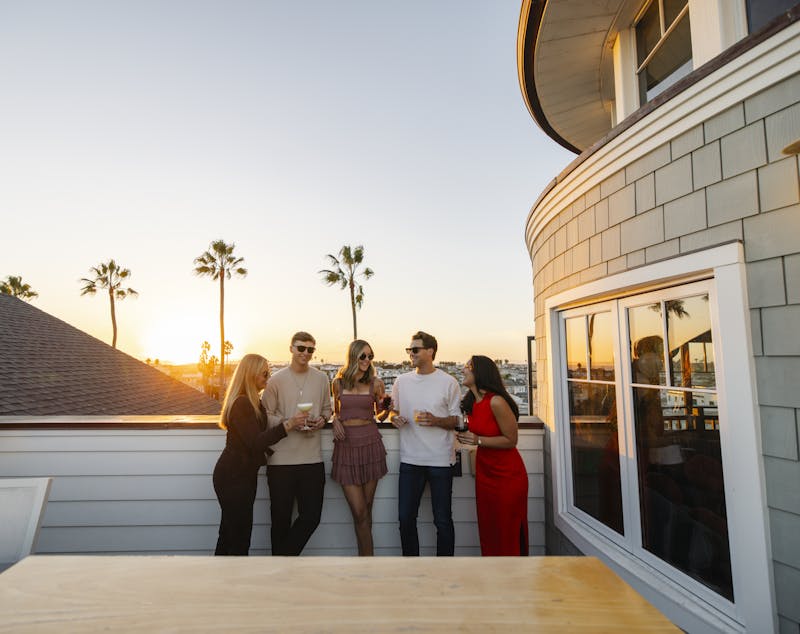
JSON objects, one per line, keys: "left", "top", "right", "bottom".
{"left": 613, "top": 0, "right": 749, "bottom": 122}
{"left": 559, "top": 301, "right": 631, "bottom": 546}
{"left": 544, "top": 242, "right": 776, "bottom": 634}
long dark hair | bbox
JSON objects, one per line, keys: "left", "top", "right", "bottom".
{"left": 461, "top": 355, "right": 519, "bottom": 420}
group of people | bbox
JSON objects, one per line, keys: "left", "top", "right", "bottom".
{"left": 212, "top": 330, "right": 529, "bottom": 558}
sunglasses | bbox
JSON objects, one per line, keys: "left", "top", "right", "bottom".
{"left": 405, "top": 347, "right": 427, "bottom": 354}
{"left": 359, "top": 353, "right": 374, "bottom": 361}
{"left": 294, "top": 345, "right": 315, "bottom": 354}
{"left": 260, "top": 370, "right": 270, "bottom": 379}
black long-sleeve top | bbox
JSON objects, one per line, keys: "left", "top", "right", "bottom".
{"left": 222, "top": 395, "right": 288, "bottom": 470}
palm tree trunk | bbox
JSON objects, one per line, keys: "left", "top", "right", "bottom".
{"left": 109, "top": 290, "right": 118, "bottom": 348}
{"left": 349, "top": 281, "right": 357, "bottom": 339}
{"left": 219, "top": 275, "right": 225, "bottom": 388}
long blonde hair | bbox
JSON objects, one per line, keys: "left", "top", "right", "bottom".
{"left": 335, "top": 339, "right": 375, "bottom": 390}
{"left": 218, "top": 353, "right": 270, "bottom": 430}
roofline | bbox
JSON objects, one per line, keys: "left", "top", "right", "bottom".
{"left": 516, "top": 0, "right": 581, "bottom": 154}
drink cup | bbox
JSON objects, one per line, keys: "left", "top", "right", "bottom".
{"left": 297, "top": 402, "right": 313, "bottom": 429}
{"left": 413, "top": 409, "right": 425, "bottom": 423}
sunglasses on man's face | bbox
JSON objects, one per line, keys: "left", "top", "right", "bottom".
{"left": 294, "top": 345, "right": 315, "bottom": 354}
{"left": 405, "top": 347, "right": 427, "bottom": 354}
{"left": 359, "top": 353, "right": 374, "bottom": 361}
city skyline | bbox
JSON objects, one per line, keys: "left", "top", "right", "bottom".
{"left": 0, "top": 1, "right": 574, "bottom": 365}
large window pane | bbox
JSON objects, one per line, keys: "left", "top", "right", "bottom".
{"left": 633, "top": 387, "right": 732, "bottom": 600}
{"left": 747, "top": 0, "right": 798, "bottom": 33}
{"left": 568, "top": 382, "right": 623, "bottom": 534}
{"left": 663, "top": 0, "right": 688, "bottom": 28}
{"left": 589, "top": 312, "right": 615, "bottom": 380}
{"left": 667, "top": 294, "right": 715, "bottom": 389}
{"left": 629, "top": 303, "right": 665, "bottom": 385}
{"left": 639, "top": 13, "right": 692, "bottom": 101}
{"left": 566, "top": 316, "right": 587, "bottom": 379}
{"left": 636, "top": 1, "right": 661, "bottom": 64}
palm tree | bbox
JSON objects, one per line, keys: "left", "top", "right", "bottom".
{"left": 0, "top": 275, "right": 38, "bottom": 301}
{"left": 319, "top": 244, "right": 374, "bottom": 339}
{"left": 79, "top": 260, "right": 138, "bottom": 348}
{"left": 193, "top": 240, "right": 247, "bottom": 385}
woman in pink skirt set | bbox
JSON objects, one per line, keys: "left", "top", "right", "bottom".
{"left": 331, "top": 339, "right": 390, "bottom": 555}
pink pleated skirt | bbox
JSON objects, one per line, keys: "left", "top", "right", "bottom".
{"left": 331, "top": 423, "right": 388, "bottom": 485}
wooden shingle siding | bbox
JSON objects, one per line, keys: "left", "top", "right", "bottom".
{"left": 0, "top": 425, "right": 545, "bottom": 556}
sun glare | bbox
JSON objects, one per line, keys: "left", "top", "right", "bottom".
{"left": 139, "top": 315, "right": 210, "bottom": 365}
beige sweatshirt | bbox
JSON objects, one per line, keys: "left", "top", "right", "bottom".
{"left": 261, "top": 366, "right": 332, "bottom": 466}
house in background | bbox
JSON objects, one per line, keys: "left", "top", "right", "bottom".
{"left": 0, "top": 294, "right": 221, "bottom": 416}
{"left": 518, "top": 1, "right": 799, "bottom": 632}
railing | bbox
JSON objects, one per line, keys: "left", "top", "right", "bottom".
{"left": 0, "top": 417, "right": 545, "bottom": 556}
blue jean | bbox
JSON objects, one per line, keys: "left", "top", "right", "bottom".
{"left": 398, "top": 462, "right": 454, "bottom": 556}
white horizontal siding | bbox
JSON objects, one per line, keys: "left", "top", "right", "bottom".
{"left": 0, "top": 426, "right": 544, "bottom": 557}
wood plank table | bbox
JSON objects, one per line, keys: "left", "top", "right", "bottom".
{"left": 0, "top": 555, "right": 679, "bottom": 632}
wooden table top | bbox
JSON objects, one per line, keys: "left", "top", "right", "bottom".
{"left": 0, "top": 555, "right": 678, "bottom": 633}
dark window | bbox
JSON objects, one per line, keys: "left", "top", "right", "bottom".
{"left": 635, "top": 0, "right": 692, "bottom": 104}
{"left": 746, "top": 0, "right": 799, "bottom": 33}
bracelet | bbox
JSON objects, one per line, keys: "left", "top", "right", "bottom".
{"left": 477, "top": 436, "right": 482, "bottom": 446}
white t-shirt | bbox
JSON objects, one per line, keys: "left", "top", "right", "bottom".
{"left": 391, "top": 368, "right": 462, "bottom": 467}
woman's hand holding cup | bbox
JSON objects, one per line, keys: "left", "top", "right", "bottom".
{"left": 456, "top": 430, "right": 478, "bottom": 446}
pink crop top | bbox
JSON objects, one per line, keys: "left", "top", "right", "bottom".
{"left": 337, "top": 379, "right": 377, "bottom": 421}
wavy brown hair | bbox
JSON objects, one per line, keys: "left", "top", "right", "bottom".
{"left": 335, "top": 339, "right": 375, "bottom": 389}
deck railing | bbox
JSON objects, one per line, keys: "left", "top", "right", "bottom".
{"left": 0, "top": 417, "right": 544, "bottom": 556}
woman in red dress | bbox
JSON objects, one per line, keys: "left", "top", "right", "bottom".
{"left": 457, "top": 355, "right": 528, "bottom": 556}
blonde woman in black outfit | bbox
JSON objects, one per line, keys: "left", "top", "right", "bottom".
{"left": 213, "top": 353, "right": 302, "bottom": 555}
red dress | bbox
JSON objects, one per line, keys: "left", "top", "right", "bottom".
{"left": 469, "top": 393, "right": 529, "bottom": 556}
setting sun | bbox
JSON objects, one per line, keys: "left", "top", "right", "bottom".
{"left": 139, "top": 314, "right": 211, "bottom": 365}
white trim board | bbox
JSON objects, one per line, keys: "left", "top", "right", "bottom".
{"left": 0, "top": 477, "right": 52, "bottom": 565}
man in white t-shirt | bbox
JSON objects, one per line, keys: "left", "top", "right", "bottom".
{"left": 391, "top": 331, "right": 462, "bottom": 556}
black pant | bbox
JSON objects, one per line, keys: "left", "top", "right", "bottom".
{"left": 213, "top": 456, "right": 258, "bottom": 556}
{"left": 267, "top": 462, "right": 325, "bottom": 556}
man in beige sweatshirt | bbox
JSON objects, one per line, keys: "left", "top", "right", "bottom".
{"left": 262, "top": 331, "right": 332, "bottom": 555}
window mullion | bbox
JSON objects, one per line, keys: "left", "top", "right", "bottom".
{"left": 661, "top": 299, "right": 672, "bottom": 387}
{"left": 617, "top": 299, "right": 644, "bottom": 549}
{"left": 558, "top": 315, "right": 576, "bottom": 517}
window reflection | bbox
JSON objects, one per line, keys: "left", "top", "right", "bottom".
{"left": 629, "top": 303, "right": 666, "bottom": 386}
{"left": 568, "top": 382, "right": 623, "bottom": 535}
{"left": 668, "top": 295, "right": 715, "bottom": 389}
{"left": 589, "top": 312, "right": 615, "bottom": 380}
{"left": 633, "top": 386, "right": 732, "bottom": 599}
{"left": 566, "top": 316, "right": 587, "bottom": 379}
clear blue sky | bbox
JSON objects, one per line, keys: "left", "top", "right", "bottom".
{"left": 0, "top": 0, "right": 574, "bottom": 364}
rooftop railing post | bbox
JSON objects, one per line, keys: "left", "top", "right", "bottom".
{"left": 526, "top": 335, "right": 536, "bottom": 416}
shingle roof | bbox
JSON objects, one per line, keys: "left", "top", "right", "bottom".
{"left": 0, "top": 295, "right": 221, "bottom": 415}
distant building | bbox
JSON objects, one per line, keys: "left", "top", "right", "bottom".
{"left": 0, "top": 295, "right": 221, "bottom": 416}
{"left": 519, "top": 2, "right": 798, "bottom": 631}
